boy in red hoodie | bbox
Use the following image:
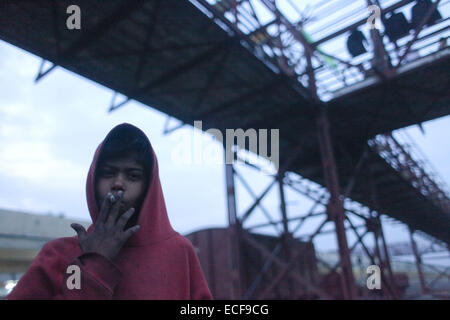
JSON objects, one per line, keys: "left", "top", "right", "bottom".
{"left": 7, "top": 123, "right": 213, "bottom": 300}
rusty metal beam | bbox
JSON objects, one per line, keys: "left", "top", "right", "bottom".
{"left": 247, "top": 212, "right": 325, "bottom": 231}
{"left": 234, "top": 167, "right": 282, "bottom": 234}
{"left": 368, "top": 162, "right": 399, "bottom": 297}
{"left": 240, "top": 179, "right": 277, "bottom": 225}
{"left": 316, "top": 108, "right": 357, "bottom": 299}
{"left": 225, "top": 161, "right": 242, "bottom": 299}
{"left": 242, "top": 223, "right": 332, "bottom": 299}
{"left": 243, "top": 242, "right": 283, "bottom": 299}
{"left": 346, "top": 217, "right": 398, "bottom": 298}
{"left": 409, "top": 227, "right": 429, "bottom": 295}
{"left": 255, "top": 218, "right": 329, "bottom": 299}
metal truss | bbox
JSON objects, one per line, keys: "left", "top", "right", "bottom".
{"left": 225, "top": 128, "right": 362, "bottom": 297}
{"left": 179, "top": 0, "right": 450, "bottom": 299}
{"left": 222, "top": 142, "right": 411, "bottom": 299}
{"left": 191, "top": 0, "right": 450, "bottom": 101}
{"left": 222, "top": 142, "right": 450, "bottom": 299}
{"left": 369, "top": 133, "right": 450, "bottom": 214}
{"left": 407, "top": 228, "right": 450, "bottom": 298}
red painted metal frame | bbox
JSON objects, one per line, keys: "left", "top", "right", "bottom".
{"left": 164, "top": 0, "right": 450, "bottom": 299}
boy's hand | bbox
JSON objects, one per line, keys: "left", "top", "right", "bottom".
{"left": 71, "top": 191, "right": 140, "bottom": 261}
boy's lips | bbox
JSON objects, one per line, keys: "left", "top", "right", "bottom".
{"left": 112, "top": 190, "right": 124, "bottom": 197}
{"left": 108, "top": 192, "right": 127, "bottom": 209}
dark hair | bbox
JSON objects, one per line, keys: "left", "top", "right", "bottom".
{"left": 96, "top": 124, "right": 153, "bottom": 184}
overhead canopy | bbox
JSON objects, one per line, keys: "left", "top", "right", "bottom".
{"left": 0, "top": 0, "right": 448, "bottom": 243}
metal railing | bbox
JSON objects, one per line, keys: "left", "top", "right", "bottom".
{"left": 368, "top": 133, "right": 450, "bottom": 214}
{"left": 191, "top": 0, "right": 450, "bottom": 101}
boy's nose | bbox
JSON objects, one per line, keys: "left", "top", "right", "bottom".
{"left": 112, "top": 175, "right": 125, "bottom": 191}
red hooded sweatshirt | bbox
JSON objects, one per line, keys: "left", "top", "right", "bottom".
{"left": 7, "top": 123, "right": 213, "bottom": 300}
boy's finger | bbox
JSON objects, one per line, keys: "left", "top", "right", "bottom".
{"left": 106, "top": 190, "right": 123, "bottom": 227}
{"left": 122, "top": 225, "right": 140, "bottom": 241}
{"left": 98, "top": 192, "right": 114, "bottom": 224}
{"left": 71, "top": 223, "right": 87, "bottom": 241}
{"left": 116, "top": 207, "right": 135, "bottom": 230}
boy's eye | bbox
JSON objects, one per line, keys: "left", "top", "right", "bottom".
{"left": 128, "top": 172, "right": 142, "bottom": 180}
{"left": 100, "top": 169, "right": 114, "bottom": 177}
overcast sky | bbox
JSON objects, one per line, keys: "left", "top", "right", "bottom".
{"left": 0, "top": 0, "right": 449, "bottom": 258}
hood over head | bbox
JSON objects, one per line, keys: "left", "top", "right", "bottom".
{"left": 85, "top": 123, "right": 176, "bottom": 246}
{"left": 7, "top": 123, "right": 213, "bottom": 300}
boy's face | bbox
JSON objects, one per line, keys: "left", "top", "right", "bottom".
{"left": 95, "top": 155, "right": 147, "bottom": 219}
